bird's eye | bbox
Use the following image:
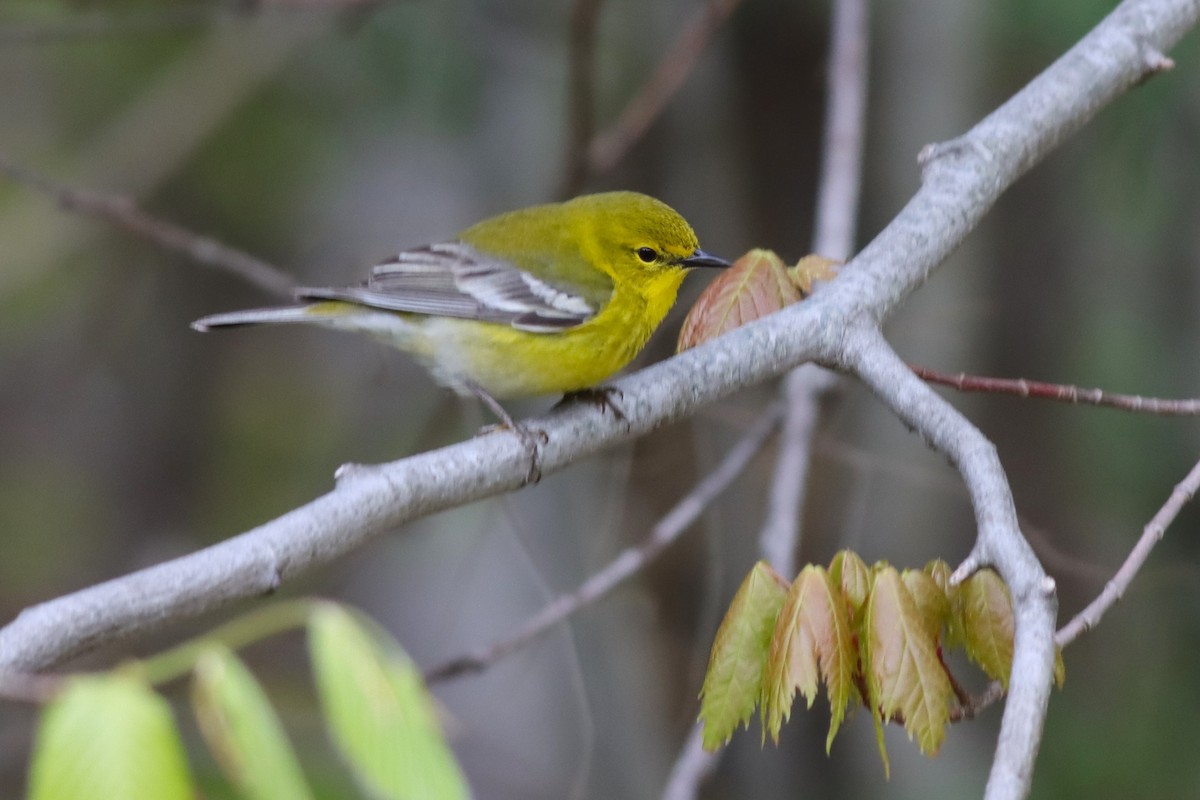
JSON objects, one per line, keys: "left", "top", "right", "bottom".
{"left": 636, "top": 247, "right": 658, "bottom": 263}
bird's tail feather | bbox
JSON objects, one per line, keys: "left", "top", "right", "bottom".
{"left": 191, "top": 305, "right": 316, "bottom": 332}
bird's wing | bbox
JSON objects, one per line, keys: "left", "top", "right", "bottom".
{"left": 294, "top": 242, "right": 597, "bottom": 332}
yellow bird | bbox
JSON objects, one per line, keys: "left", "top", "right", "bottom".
{"left": 193, "top": 191, "right": 726, "bottom": 476}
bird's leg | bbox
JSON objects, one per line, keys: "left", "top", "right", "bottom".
{"left": 464, "top": 381, "right": 546, "bottom": 484}
{"left": 557, "top": 386, "right": 627, "bottom": 424}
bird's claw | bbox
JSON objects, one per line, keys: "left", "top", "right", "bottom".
{"left": 512, "top": 422, "right": 546, "bottom": 484}
{"left": 558, "top": 386, "right": 628, "bottom": 424}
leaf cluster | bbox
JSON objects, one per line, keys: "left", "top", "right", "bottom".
{"left": 698, "top": 553, "right": 1064, "bottom": 775}
{"left": 26, "top": 602, "right": 468, "bottom": 800}
{"left": 677, "top": 250, "right": 839, "bottom": 352}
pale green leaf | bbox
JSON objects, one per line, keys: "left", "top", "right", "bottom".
{"left": 678, "top": 249, "right": 800, "bottom": 352}
{"left": 29, "top": 674, "right": 192, "bottom": 800}
{"left": 924, "top": 559, "right": 953, "bottom": 595}
{"left": 902, "top": 568, "right": 950, "bottom": 639}
{"left": 309, "top": 605, "right": 469, "bottom": 800}
{"left": 192, "top": 645, "right": 314, "bottom": 800}
{"left": 952, "top": 569, "right": 1015, "bottom": 688}
{"left": 829, "top": 549, "right": 870, "bottom": 617}
{"left": 760, "top": 565, "right": 856, "bottom": 752}
{"left": 698, "top": 561, "right": 788, "bottom": 750}
{"left": 863, "top": 567, "right": 952, "bottom": 759}
{"left": 787, "top": 254, "right": 841, "bottom": 294}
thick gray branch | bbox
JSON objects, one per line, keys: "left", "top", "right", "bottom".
{"left": 844, "top": 326, "right": 1057, "bottom": 800}
{"left": 838, "top": 0, "right": 1196, "bottom": 322}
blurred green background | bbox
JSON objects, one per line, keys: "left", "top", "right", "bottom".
{"left": 2, "top": 0, "right": 1199, "bottom": 797}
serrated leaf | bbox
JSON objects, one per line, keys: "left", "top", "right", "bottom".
{"left": 952, "top": 569, "right": 1015, "bottom": 689}
{"left": 829, "top": 550, "right": 871, "bottom": 617}
{"left": 863, "top": 567, "right": 952, "bottom": 760}
{"left": 787, "top": 254, "right": 841, "bottom": 295}
{"left": 924, "top": 560, "right": 953, "bottom": 595}
{"left": 29, "top": 674, "right": 192, "bottom": 800}
{"left": 309, "top": 605, "right": 469, "bottom": 800}
{"left": 192, "top": 646, "right": 314, "bottom": 800}
{"left": 677, "top": 249, "right": 800, "bottom": 352}
{"left": 699, "top": 561, "right": 788, "bottom": 750}
{"left": 902, "top": 569, "right": 950, "bottom": 639}
{"left": 761, "top": 565, "right": 856, "bottom": 752}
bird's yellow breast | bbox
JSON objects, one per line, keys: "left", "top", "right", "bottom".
{"left": 419, "top": 268, "right": 688, "bottom": 398}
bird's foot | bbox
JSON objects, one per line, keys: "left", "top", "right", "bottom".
{"left": 466, "top": 381, "right": 546, "bottom": 485}
{"left": 557, "top": 386, "right": 628, "bottom": 424}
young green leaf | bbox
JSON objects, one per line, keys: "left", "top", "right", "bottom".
{"left": 829, "top": 549, "right": 871, "bottom": 617}
{"left": 309, "top": 604, "right": 469, "bottom": 800}
{"left": 761, "top": 565, "right": 856, "bottom": 752}
{"left": 787, "top": 254, "right": 841, "bottom": 295}
{"left": 924, "top": 559, "right": 953, "bottom": 595}
{"left": 677, "top": 249, "right": 801, "bottom": 352}
{"left": 863, "top": 567, "right": 952, "bottom": 760}
{"left": 902, "top": 568, "right": 950, "bottom": 639}
{"left": 952, "top": 568, "right": 1015, "bottom": 689}
{"left": 699, "top": 561, "right": 788, "bottom": 750}
{"left": 28, "top": 674, "right": 193, "bottom": 800}
{"left": 192, "top": 645, "right": 314, "bottom": 800}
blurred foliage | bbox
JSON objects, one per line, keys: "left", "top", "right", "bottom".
{"left": 2, "top": 0, "right": 1199, "bottom": 798}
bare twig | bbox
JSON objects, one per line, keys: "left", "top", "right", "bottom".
{"left": 587, "top": 0, "right": 746, "bottom": 175}
{"left": 760, "top": 0, "right": 867, "bottom": 600}
{"left": 811, "top": 0, "right": 869, "bottom": 261}
{"left": 951, "top": 681, "right": 1006, "bottom": 722}
{"left": 424, "top": 403, "right": 782, "bottom": 683}
{"left": 913, "top": 364, "right": 1200, "bottom": 415}
{"left": 676, "top": 3, "right": 868, "bottom": 795}
{"left": 1056, "top": 455, "right": 1200, "bottom": 647}
{"left": 661, "top": 723, "right": 721, "bottom": 800}
{"left": 0, "top": 155, "right": 295, "bottom": 298}
{"left": 758, "top": 365, "right": 837, "bottom": 575}
{"left": 953, "top": 453, "right": 1200, "bottom": 721}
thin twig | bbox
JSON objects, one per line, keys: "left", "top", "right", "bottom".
{"left": 0, "top": 155, "right": 295, "bottom": 298}
{"left": 758, "top": 366, "right": 836, "bottom": 575}
{"left": 913, "top": 364, "right": 1200, "bottom": 415}
{"left": 673, "top": 3, "right": 868, "bottom": 796}
{"left": 587, "top": 0, "right": 746, "bottom": 175}
{"left": 952, "top": 454, "right": 1200, "bottom": 720}
{"left": 560, "top": 0, "right": 606, "bottom": 198}
{"left": 424, "top": 403, "right": 782, "bottom": 683}
{"left": 811, "top": 0, "right": 869, "bottom": 260}
{"left": 1056, "top": 454, "right": 1200, "bottom": 647}
{"left": 759, "top": 0, "right": 867, "bottom": 595}
{"left": 661, "top": 723, "right": 721, "bottom": 800}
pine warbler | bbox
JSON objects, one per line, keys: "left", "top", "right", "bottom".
{"left": 193, "top": 191, "right": 726, "bottom": 473}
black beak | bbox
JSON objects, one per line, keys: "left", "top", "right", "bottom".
{"left": 679, "top": 249, "right": 730, "bottom": 269}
